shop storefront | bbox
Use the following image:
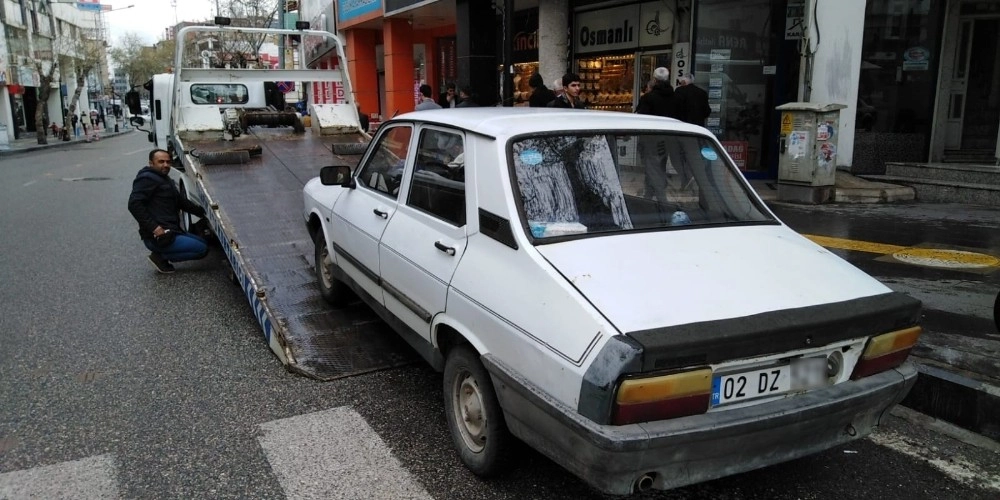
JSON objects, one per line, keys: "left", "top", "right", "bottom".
{"left": 692, "top": 0, "right": 801, "bottom": 175}
{"left": 853, "top": 0, "right": 949, "bottom": 172}
{"left": 573, "top": 2, "right": 676, "bottom": 112}
{"left": 511, "top": 8, "right": 540, "bottom": 106}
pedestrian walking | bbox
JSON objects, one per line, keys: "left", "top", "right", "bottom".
{"left": 127, "top": 149, "right": 210, "bottom": 274}
{"left": 81, "top": 113, "right": 90, "bottom": 137}
{"left": 670, "top": 74, "right": 712, "bottom": 126}
{"left": 71, "top": 113, "right": 80, "bottom": 137}
{"left": 528, "top": 73, "right": 555, "bottom": 108}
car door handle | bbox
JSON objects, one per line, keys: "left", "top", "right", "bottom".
{"left": 434, "top": 241, "right": 456, "bottom": 256}
{"left": 373, "top": 208, "right": 388, "bottom": 219}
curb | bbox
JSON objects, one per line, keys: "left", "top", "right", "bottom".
{"left": 900, "top": 360, "right": 1000, "bottom": 442}
{"left": 0, "top": 130, "right": 136, "bottom": 158}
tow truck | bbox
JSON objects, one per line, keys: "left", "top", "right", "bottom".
{"left": 129, "top": 20, "right": 414, "bottom": 379}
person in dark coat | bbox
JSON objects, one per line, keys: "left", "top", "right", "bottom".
{"left": 635, "top": 67, "right": 674, "bottom": 117}
{"left": 547, "top": 73, "right": 585, "bottom": 109}
{"left": 670, "top": 74, "right": 712, "bottom": 126}
{"left": 528, "top": 73, "right": 555, "bottom": 108}
{"left": 634, "top": 67, "right": 675, "bottom": 200}
{"left": 127, "top": 149, "right": 209, "bottom": 273}
{"left": 438, "top": 82, "right": 459, "bottom": 108}
{"left": 455, "top": 86, "right": 479, "bottom": 107}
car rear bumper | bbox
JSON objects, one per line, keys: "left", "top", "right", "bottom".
{"left": 483, "top": 354, "right": 917, "bottom": 495}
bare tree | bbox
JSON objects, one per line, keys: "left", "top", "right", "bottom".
{"left": 216, "top": 0, "right": 279, "bottom": 68}
{"left": 29, "top": 32, "right": 102, "bottom": 145}
{"left": 109, "top": 34, "right": 175, "bottom": 93}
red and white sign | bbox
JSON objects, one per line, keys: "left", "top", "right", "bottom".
{"left": 721, "top": 141, "right": 749, "bottom": 170}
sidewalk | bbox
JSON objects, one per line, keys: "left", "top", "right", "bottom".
{"left": 0, "top": 127, "right": 137, "bottom": 159}
{"left": 753, "top": 174, "right": 1000, "bottom": 442}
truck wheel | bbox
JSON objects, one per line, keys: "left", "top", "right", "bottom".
{"left": 314, "top": 232, "right": 350, "bottom": 306}
{"left": 178, "top": 182, "right": 192, "bottom": 233}
{"left": 443, "top": 345, "right": 511, "bottom": 477}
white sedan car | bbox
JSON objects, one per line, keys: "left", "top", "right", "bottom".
{"left": 303, "top": 108, "right": 921, "bottom": 494}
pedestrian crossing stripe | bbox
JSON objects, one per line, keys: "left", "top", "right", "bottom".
{"left": 805, "top": 235, "right": 1000, "bottom": 269}
{"left": 0, "top": 453, "right": 119, "bottom": 499}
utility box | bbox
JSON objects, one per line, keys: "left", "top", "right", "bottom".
{"left": 775, "top": 102, "right": 846, "bottom": 203}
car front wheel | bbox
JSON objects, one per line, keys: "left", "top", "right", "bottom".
{"left": 314, "top": 232, "right": 350, "bottom": 306}
{"left": 443, "top": 345, "right": 511, "bottom": 477}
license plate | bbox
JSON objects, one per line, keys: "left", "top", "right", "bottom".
{"left": 711, "top": 357, "right": 829, "bottom": 407}
{"left": 711, "top": 364, "right": 791, "bottom": 407}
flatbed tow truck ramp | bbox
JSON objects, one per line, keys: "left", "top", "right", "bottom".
{"left": 184, "top": 128, "right": 417, "bottom": 380}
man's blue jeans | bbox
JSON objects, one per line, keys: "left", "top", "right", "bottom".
{"left": 144, "top": 233, "right": 209, "bottom": 262}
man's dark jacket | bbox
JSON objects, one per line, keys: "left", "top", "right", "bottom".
{"left": 547, "top": 94, "right": 585, "bottom": 109}
{"left": 671, "top": 83, "right": 712, "bottom": 126}
{"left": 529, "top": 86, "right": 556, "bottom": 108}
{"left": 127, "top": 166, "right": 205, "bottom": 239}
{"left": 635, "top": 82, "right": 674, "bottom": 117}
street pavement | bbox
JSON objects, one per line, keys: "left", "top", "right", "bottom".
{"left": 1, "top": 134, "right": 998, "bottom": 498}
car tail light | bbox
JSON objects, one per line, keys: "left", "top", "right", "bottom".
{"left": 612, "top": 368, "right": 712, "bottom": 425}
{"left": 851, "top": 326, "right": 922, "bottom": 380}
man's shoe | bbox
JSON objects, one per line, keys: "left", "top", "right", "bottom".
{"left": 147, "top": 253, "right": 175, "bottom": 274}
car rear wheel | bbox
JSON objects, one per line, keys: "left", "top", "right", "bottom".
{"left": 314, "top": 232, "right": 350, "bottom": 306}
{"left": 443, "top": 345, "right": 511, "bottom": 477}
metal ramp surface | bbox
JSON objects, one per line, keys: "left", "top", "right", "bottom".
{"left": 187, "top": 128, "right": 417, "bottom": 380}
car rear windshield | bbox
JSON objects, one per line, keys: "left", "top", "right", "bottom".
{"left": 510, "top": 132, "right": 774, "bottom": 240}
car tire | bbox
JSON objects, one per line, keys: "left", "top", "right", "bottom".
{"left": 443, "top": 344, "right": 511, "bottom": 477}
{"left": 314, "top": 232, "right": 350, "bottom": 306}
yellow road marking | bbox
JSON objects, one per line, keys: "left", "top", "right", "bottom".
{"left": 803, "top": 235, "right": 1000, "bottom": 269}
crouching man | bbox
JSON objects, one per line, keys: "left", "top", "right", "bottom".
{"left": 127, "top": 149, "right": 208, "bottom": 274}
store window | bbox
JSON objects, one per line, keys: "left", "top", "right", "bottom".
{"left": 855, "top": 0, "right": 945, "bottom": 169}
{"left": 694, "top": 0, "right": 773, "bottom": 173}
{"left": 575, "top": 55, "right": 635, "bottom": 112}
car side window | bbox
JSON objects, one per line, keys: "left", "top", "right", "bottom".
{"left": 357, "top": 125, "right": 413, "bottom": 198}
{"left": 407, "top": 129, "right": 466, "bottom": 226}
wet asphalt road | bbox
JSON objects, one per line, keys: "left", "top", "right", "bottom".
{"left": 1, "top": 135, "right": 998, "bottom": 499}
{"left": 771, "top": 203, "right": 1000, "bottom": 343}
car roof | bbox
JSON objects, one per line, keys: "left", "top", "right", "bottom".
{"left": 390, "top": 107, "right": 712, "bottom": 140}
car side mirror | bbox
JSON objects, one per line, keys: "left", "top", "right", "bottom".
{"left": 130, "top": 116, "right": 145, "bottom": 126}
{"left": 320, "top": 165, "right": 355, "bottom": 188}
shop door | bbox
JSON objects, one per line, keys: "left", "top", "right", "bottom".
{"left": 946, "top": 18, "right": 1000, "bottom": 153}
{"left": 961, "top": 18, "right": 999, "bottom": 152}
{"left": 636, "top": 51, "right": 672, "bottom": 104}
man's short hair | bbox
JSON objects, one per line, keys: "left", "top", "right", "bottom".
{"left": 419, "top": 84, "right": 433, "bottom": 98}
{"left": 552, "top": 78, "right": 563, "bottom": 92}
{"left": 679, "top": 74, "right": 695, "bottom": 85}
{"left": 653, "top": 67, "right": 670, "bottom": 82}
{"left": 149, "top": 148, "right": 169, "bottom": 162}
{"left": 561, "top": 73, "right": 581, "bottom": 87}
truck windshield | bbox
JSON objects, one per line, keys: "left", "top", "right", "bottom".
{"left": 510, "top": 133, "right": 774, "bottom": 240}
